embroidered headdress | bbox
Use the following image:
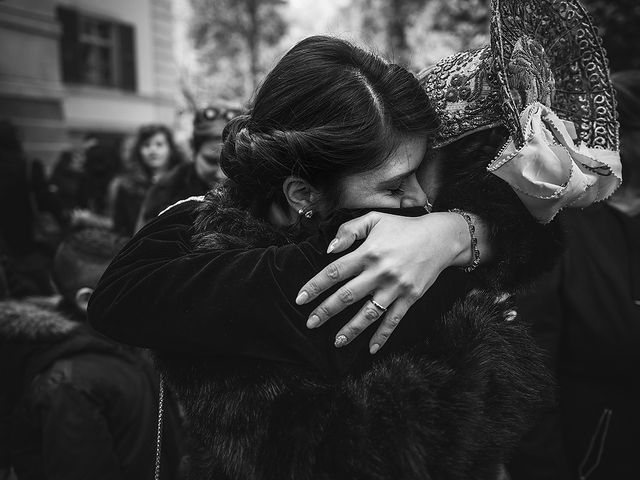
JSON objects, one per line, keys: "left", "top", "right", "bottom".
{"left": 419, "top": 0, "right": 622, "bottom": 223}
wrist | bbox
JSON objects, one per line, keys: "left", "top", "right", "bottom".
{"left": 419, "top": 212, "right": 469, "bottom": 267}
{"left": 448, "top": 209, "right": 480, "bottom": 272}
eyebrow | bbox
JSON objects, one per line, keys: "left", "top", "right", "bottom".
{"left": 378, "top": 167, "right": 419, "bottom": 187}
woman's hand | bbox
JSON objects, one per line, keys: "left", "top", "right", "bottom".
{"left": 295, "top": 211, "right": 485, "bottom": 354}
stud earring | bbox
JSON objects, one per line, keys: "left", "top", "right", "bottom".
{"left": 298, "top": 208, "right": 314, "bottom": 219}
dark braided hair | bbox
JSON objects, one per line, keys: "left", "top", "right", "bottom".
{"left": 219, "top": 35, "right": 440, "bottom": 218}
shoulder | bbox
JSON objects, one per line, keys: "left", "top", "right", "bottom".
{"left": 158, "top": 195, "right": 205, "bottom": 218}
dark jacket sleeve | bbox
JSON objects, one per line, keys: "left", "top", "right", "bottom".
{"left": 37, "top": 381, "right": 123, "bottom": 480}
{"left": 89, "top": 201, "right": 340, "bottom": 367}
{"left": 508, "top": 265, "right": 572, "bottom": 480}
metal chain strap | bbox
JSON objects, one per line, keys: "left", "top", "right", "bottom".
{"left": 154, "top": 377, "right": 165, "bottom": 480}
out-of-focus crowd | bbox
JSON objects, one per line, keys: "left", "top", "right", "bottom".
{"left": 0, "top": 106, "right": 239, "bottom": 299}
{"left": 0, "top": 106, "right": 239, "bottom": 480}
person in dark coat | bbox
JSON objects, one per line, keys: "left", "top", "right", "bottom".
{"left": 110, "top": 124, "right": 184, "bottom": 236}
{"left": 0, "top": 229, "right": 182, "bottom": 480}
{"left": 509, "top": 71, "right": 640, "bottom": 480}
{"left": 0, "top": 120, "right": 37, "bottom": 259}
{"left": 0, "top": 120, "right": 58, "bottom": 297}
{"left": 136, "top": 106, "right": 239, "bottom": 230}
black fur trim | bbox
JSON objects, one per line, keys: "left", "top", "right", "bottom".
{"left": 191, "top": 185, "right": 291, "bottom": 251}
{"left": 155, "top": 293, "right": 551, "bottom": 480}
{"left": 0, "top": 300, "right": 78, "bottom": 342}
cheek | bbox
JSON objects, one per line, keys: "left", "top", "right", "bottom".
{"left": 158, "top": 144, "right": 171, "bottom": 160}
{"left": 417, "top": 159, "right": 441, "bottom": 201}
{"left": 338, "top": 186, "right": 400, "bottom": 209}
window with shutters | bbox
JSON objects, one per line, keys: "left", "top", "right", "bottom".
{"left": 57, "top": 7, "right": 137, "bottom": 92}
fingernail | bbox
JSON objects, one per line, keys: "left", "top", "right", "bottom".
{"left": 334, "top": 335, "right": 348, "bottom": 348}
{"left": 370, "top": 343, "right": 380, "bottom": 355}
{"left": 296, "top": 291, "right": 309, "bottom": 305}
{"left": 306, "top": 314, "right": 321, "bottom": 329}
{"left": 327, "top": 238, "right": 339, "bottom": 254}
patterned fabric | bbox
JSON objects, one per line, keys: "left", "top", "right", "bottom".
{"left": 420, "top": 46, "right": 503, "bottom": 148}
{"left": 488, "top": 103, "right": 622, "bottom": 222}
{"left": 418, "top": 0, "right": 621, "bottom": 223}
{"left": 491, "top": 0, "right": 618, "bottom": 152}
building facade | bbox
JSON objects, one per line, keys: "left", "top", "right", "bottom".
{"left": 0, "top": 0, "right": 177, "bottom": 166}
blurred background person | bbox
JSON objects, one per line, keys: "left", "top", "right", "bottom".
{"left": 136, "top": 106, "right": 237, "bottom": 230}
{"left": 67, "top": 142, "right": 122, "bottom": 232}
{"left": 0, "top": 228, "right": 183, "bottom": 480}
{"left": 0, "top": 120, "right": 37, "bottom": 264}
{"left": 48, "top": 149, "right": 84, "bottom": 223}
{"left": 509, "top": 70, "right": 640, "bottom": 480}
{"left": 0, "top": 120, "right": 59, "bottom": 298}
{"left": 110, "top": 124, "right": 184, "bottom": 236}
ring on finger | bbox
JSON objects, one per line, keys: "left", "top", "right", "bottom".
{"left": 369, "top": 298, "right": 388, "bottom": 313}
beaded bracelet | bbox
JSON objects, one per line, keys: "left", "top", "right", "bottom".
{"left": 449, "top": 208, "right": 481, "bottom": 273}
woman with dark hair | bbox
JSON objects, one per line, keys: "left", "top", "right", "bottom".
{"left": 90, "top": 36, "right": 552, "bottom": 479}
{"left": 136, "top": 107, "right": 237, "bottom": 231}
{"left": 110, "top": 124, "right": 183, "bottom": 235}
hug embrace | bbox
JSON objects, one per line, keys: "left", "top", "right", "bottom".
{"left": 89, "top": 0, "right": 621, "bottom": 478}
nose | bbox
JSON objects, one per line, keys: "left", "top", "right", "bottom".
{"left": 400, "top": 175, "right": 428, "bottom": 208}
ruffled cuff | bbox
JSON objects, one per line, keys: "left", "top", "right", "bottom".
{"left": 488, "top": 102, "right": 622, "bottom": 224}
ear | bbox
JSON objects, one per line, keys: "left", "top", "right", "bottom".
{"left": 282, "top": 176, "right": 321, "bottom": 215}
{"left": 74, "top": 287, "right": 94, "bottom": 314}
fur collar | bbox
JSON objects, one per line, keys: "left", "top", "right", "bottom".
{"left": 191, "top": 185, "right": 293, "bottom": 251}
{"left": 0, "top": 300, "right": 78, "bottom": 342}
{"left": 156, "top": 290, "right": 552, "bottom": 480}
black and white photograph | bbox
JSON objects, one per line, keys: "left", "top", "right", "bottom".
{"left": 1, "top": 0, "right": 638, "bottom": 478}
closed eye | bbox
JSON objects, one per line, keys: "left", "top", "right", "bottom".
{"left": 388, "top": 179, "right": 406, "bottom": 197}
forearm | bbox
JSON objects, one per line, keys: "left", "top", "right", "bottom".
{"left": 88, "top": 202, "right": 332, "bottom": 355}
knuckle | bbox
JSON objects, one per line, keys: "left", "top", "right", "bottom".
{"left": 337, "top": 287, "right": 354, "bottom": 304}
{"left": 363, "top": 248, "right": 382, "bottom": 263}
{"left": 306, "top": 280, "right": 321, "bottom": 296}
{"left": 376, "top": 329, "right": 390, "bottom": 341}
{"left": 406, "top": 287, "right": 422, "bottom": 303}
{"left": 342, "top": 324, "right": 362, "bottom": 337}
{"left": 380, "top": 267, "right": 401, "bottom": 283}
{"left": 387, "top": 315, "right": 401, "bottom": 329}
{"left": 336, "top": 224, "right": 349, "bottom": 238}
{"left": 396, "top": 277, "right": 414, "bottom": 292}
{"left": 325, "top": 263, "right": 341, "bottom": 281}
{"left": 338, "top": 221, "right": 357, "bottom": 239}
{"left": 316, "top": 304, "right": 332, "bottom": 319}
{"left": 363, "top": 306, "right": 380, "bottom": 322}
